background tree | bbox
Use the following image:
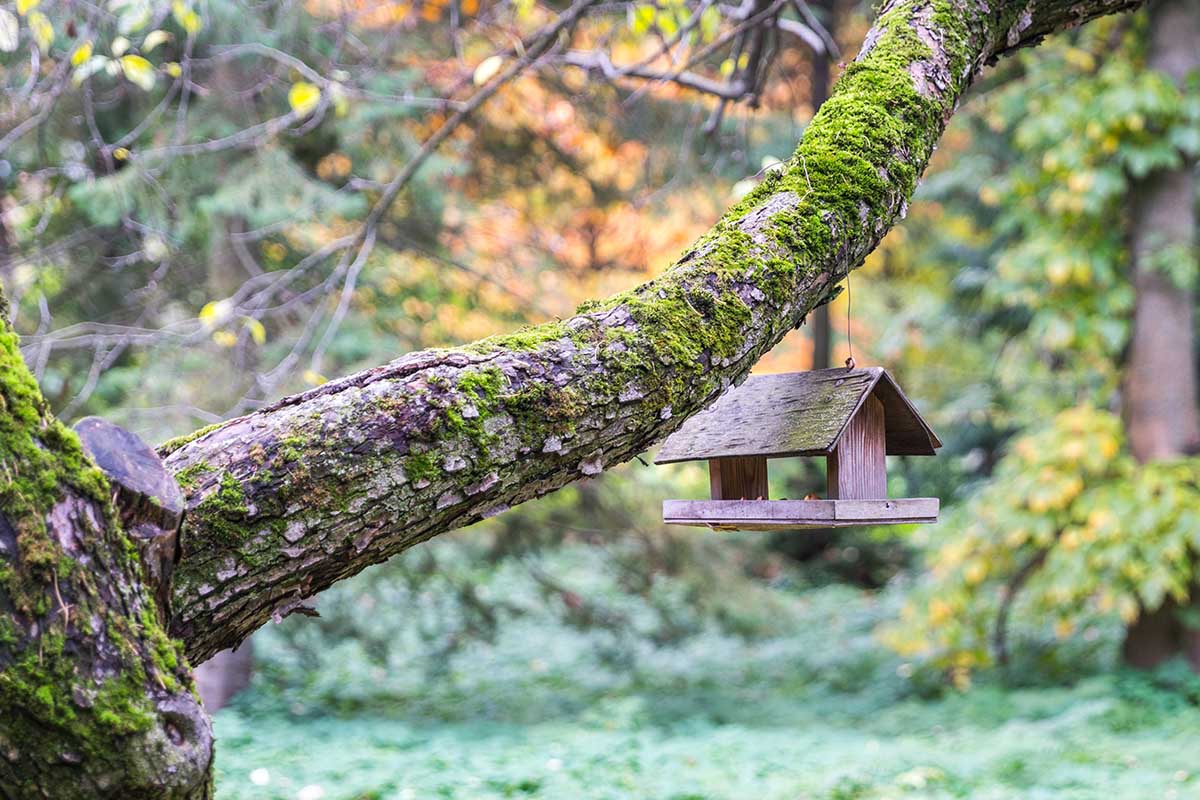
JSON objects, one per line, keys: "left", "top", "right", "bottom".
{"left": 883, "top": 0, "right": 1200, "bottom": 681}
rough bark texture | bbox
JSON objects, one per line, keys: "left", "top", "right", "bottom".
{"left": 1120, "top": 0, "right": 1200, "bottom": 671}
{"left": 158, "top": 0, "right": 1145, "bottom": 665}
{"left": 0, "top": 296, "right": 212, "bottom": 799}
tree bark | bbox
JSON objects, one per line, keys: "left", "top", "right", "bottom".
{"left": 1, "top": 0, "right": 1147, "bottom": 793}
{"left": 1120, "top": 0, "right": 1200, "bottom": 671}
{"left": 156, "top": 0, "right": 1146, "bottom": 665}
{"left": 0, "top": 291, "right": 212, "bottom": 799}
{"left": 193, "top": 645, "right": 254, "bottom": 712}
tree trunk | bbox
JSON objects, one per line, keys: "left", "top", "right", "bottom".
{"left": 809, "top": 0, "right": 838, "bottom": 373}
{"left": 0, "top": 293, "right": 213, "bottom": 798}
{"left": 1120, "top": 0, "right": 1200, "bottom": 670}
{"left": 194, "top": 644, "right": 254, "bottom": 713}
{"left": 2, "top": 0, "right": 1146, "bottom": 792}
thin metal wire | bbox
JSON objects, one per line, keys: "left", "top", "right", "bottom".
{"left": 845, "top": 271, "right": 855, "bottom": 369}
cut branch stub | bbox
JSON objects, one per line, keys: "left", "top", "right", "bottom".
{"left": 75, "top": 416, "right": 184, "bottom": 620}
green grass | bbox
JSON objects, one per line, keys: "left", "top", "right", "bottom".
{"left": 212, "top": 580, "right": 1200, "bottom": 800}
{"left": 214, "top": 677, "right": 1200, "bottom": 799}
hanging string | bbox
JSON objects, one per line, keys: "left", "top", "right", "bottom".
{"left": 844, "top": 270, "right": 856, "bottom": 371}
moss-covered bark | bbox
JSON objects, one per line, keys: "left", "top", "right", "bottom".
{"left": 162, "top": 0, "right": 1144, "bottom": 665}
{"left": 0, "top": 295, "right": 212, "bottom": 797}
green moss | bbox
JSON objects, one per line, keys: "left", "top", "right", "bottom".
{"left": 456, "top": 366, "right": 505, "bottom": 404}
{"left": 187, "top": 470, "right": 252, "bottom": 548}
{"left": 404, "top": 451, "right": 439, "bottom": 484}
{"left": 0, "top": 326, "right": 113, "bottom": 603}
{"left": 466, "top": 321, "right": 571, "bottom": 354}
{"left": 157, "top": 421, "right": 224, "bottom": 457}
{"left": 279, "top": 435, "right": 308, "bottom": 463}
{"left": 174, "top": 460, "right": 213, "bottom": 489}
{"left": 0, "top": 310, "right": 195, "bottom": 778}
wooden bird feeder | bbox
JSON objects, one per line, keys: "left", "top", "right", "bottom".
{"left": 656, "top": 367, "right": 942, "bottom": 530}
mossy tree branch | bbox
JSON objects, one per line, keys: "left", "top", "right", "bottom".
{"left": 161, "top": 0, "right": 1144, "bottom": 665}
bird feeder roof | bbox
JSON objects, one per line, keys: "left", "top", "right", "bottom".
{"left": 654, "top": 367, "right": 941, "bottom": 464}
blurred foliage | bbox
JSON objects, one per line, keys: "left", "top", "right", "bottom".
{"left": 884, "top": 407, "right": 1200, "bottom": 682}
{"left": 214, "top": 582, "right": 1199, "bottom": 799}
{"left": 872, "top": 16, "right": 1200, "bottom": 681}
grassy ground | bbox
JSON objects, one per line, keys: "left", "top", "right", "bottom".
{"left": 214, "top": 677, "right": 1200, "bottom": 800}
{"left": 211, "top": 581, "right": 1200, "bottom": 799}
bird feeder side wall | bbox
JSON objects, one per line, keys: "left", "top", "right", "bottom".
{"left": 826, "top": 393, "right": 887, "bottom": 499}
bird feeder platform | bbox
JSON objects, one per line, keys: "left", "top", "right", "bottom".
{"left": 655, "top": 367, "right": 942, "bottom": 531}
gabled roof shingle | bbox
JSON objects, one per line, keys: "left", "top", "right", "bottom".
{"left": 654, "top": 367, "right": 941, "bottom": 464}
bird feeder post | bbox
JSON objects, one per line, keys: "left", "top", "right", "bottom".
{"left": 709, "top": 456, "right": 769, "bottom": 501}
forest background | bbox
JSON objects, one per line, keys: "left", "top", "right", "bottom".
{"left": 2, "top": 0, "right": 1198, "bottom": 796}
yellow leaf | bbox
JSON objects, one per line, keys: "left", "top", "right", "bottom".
{"left": 120, "top": 54, "right": 156, "bottom": 91}
{"left": 0, "top": 10, "right": 18, "bottom": 54}
{"left": 199, "top": 299, "right": 231, "bottom": 329}
{"left": 172, "top": 0, "right": 202, "bottom": 35}
{"left": 212, "top": 330, "right": 238, "bottom": 348}
{"left": 143, "top": 29, "right": 171, "bottom": 52}
{"left": 288, "top": 81, "right": 321, "bottom": 116}
{"left": 513, "top": 0, "right": 534, "bottom": 20}
{"left": 71, "top": 40, "right": 93, "bottom": 66}
{"left": 165, "top": 61, "right": 182, "bottom": 78}
{"left": 303, "top": 369, "right": 327, "bottom": 386}
{"left": 16, "top": 0, "right": 39, "bottom": 16}
{"left": 473, "top": 55, "right": 503, "bottom": 87}
{"left": 113, "top": 147, "right": 130, "bottom": 161}
{"left": 329, "top": 83, "right": 349, "bottom": 117}
{"left": 28, "top": 10, "right": 51, "bottom": 51}
{"left": 243, "top": 317, "right": 266, "bottom": 345}
{"left": 72, "top": 54, "right": 109, "bottom": 85}
{"left": 928, "top": 598, "right": 952, "bottom": 626}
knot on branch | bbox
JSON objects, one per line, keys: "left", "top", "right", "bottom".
{"left": 74, "top": 416, "right": 184, "bottom": 622}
